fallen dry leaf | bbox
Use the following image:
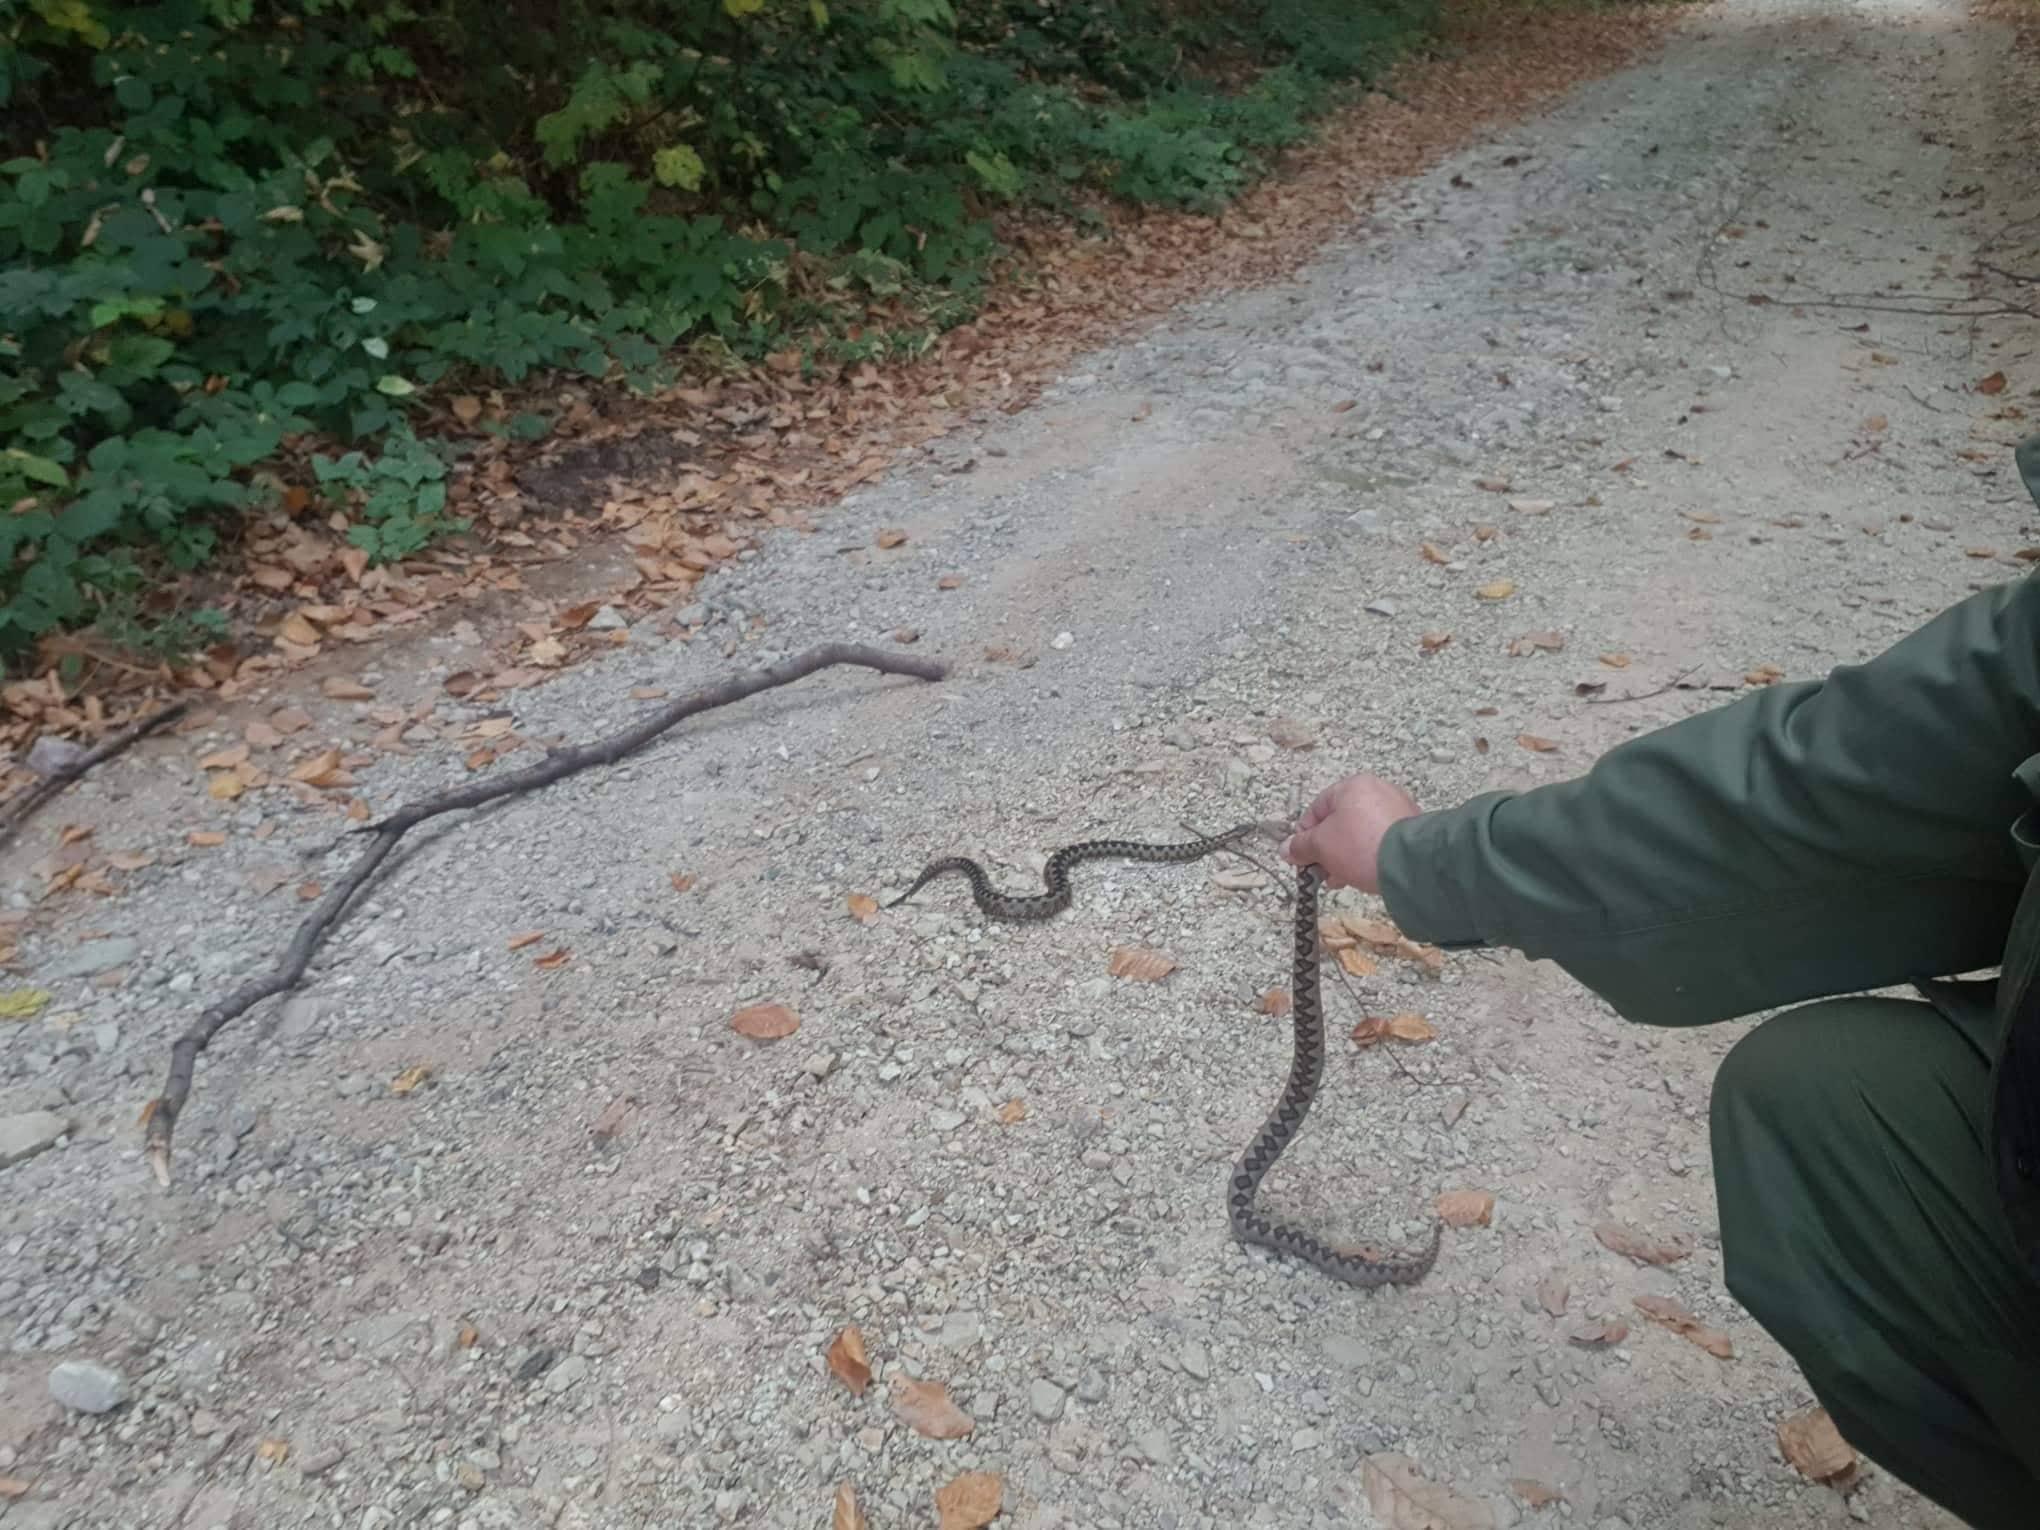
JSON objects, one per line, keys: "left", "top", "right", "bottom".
{"left": 390, "top": 1064, "right": 432, "bottom": 1095}
{"left": 106, "top": 850, "right": 154, "bottom": 872}
{"left": 507, "top": 931, "right": 546, "bottom": 951}
{"left": 1777, "top": 1406, "right": 1858, "bottom": 1486}
{"left": 0, "top": 1476, "right": 28, "bottom": 1499}
{"left": 1435, "top": 1189, "right": 1495, "bottom": 1228}
{"left": 187, "top": 831, "right": 227, "bottom": 847}
{"left": 297, "top": 880, "right": 322, "bottom": 901}
{"left": 1508, "top": 498, "right": 1554, "bottom": 515}
{"left": 1595, "top": 1221, "right": 1694, "bottom": 1266}
{"left": 1474, "top": 579, "right": 1516, "bottom": 601}
{"left": 271, "top": 707, "right": 313, "bottom": 735}
{"left": 198, "top": 744, "right": 250, "bottom": 771}
{"left": 1600, "top": 652, "right": 1631, "bottom": 669}
{"left": 1967, "top": 547, "right": 1998, "bottom": 560}
{"left": 630, "top": 686, "right": 668, "bottom": 700}
{"left": 995, "top": 1098, "right": 1027, "bottom": 1125}
{"left": 1537, "top": 1272, "right": 1570, "bottom": 1316}
{"left": 894, "top": 1379, "right": 973, "bottom": 1439}
{"left": 1633, "top": 1294, "right": 1734, "bottom": 1358}
{"left": 279, "top": 613, "right": 321, "bottom": 647}
{"left": 1507, "top": 630, "right": 1565, "bottom": 657}
{"left": 935, "top": 1471, "right": 1003, "bottom": 1530}
{"left": 847, "top": 892, "right": 879, "bottom": 923}
{"left": 1108, "top": 946, "right": 1177, "bottom": 982}
{"left": 533, "top": 947, "right": 571, "bottom": 971}
{"left": 730, "top": 1002, "right": 799, "bottom": 1041}
{"left": 1352, "top": 1012, "right": 1436, "bottom": 1047}
{"left": 1568, "top": 1319, "right": 1629, "bottom": 1348}
{"left": 937, "top": 574, "right": 963, "bottom": 590}
{"left": 876, "top": 528, "right": 908, "bottom": 549}
{"left": 207, "top": 772, "right": 245, "bottom": 801}
{"left": 256, "top": 1438, "right": 289, "bottom": 1464}
{"left": 289, "top": 748, "right": 346, "bottom": 787}
{"left": 528, "top": 635, "right": 567, "bottom": 666}
{"left": 1361, "top": 1453, "right": 1496, "bottom": 1530}
{"left": 1259, "top": 988, "right": 1292, "bottom": 1016}
{"left": 321, "top": 676, "right": 375, "bottom": 701}
{"left": 1509, "top": 1478, "right": 1565, "bottom": 1509}
{"left": 1419, "top": 630, "right": 1453, "bottom": 654}
{"left": 826, "top": 1327, "right": 872, "bottom": 1396}
{"left": 1335, "top": 946, "right": 1378, "bottom": 977}
{"left": 456, "top": 1322, "right": 479, "bottom": 1348}
{"left": 833, "top": 1482, "right": 868, "bottom": 1530}
{"left": 670, "top": 872, "right": 697, "bottom": 893}
{"left": 1420, "top": 541, "right": 1450, "bottom": 565}
{"left": 1517, "top": 734, "right": 1559, "bottom": 753}
{"left": 451, "top": 394, "right": 483, "bottom": 424}
{"left": 1978, "top": 370, "right": 2008, "bottom": 395}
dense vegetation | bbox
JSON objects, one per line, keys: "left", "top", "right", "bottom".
{"left": 0, "top": 0, "right": 1442, "bottom": 662}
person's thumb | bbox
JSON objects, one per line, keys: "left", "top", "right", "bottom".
{"left": 1280, "top": 826, "right": 1320, "bottom": 867}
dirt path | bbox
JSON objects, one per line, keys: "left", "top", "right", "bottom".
{"left": 4, "top": 0, "right": 2039, "bottom": 1526}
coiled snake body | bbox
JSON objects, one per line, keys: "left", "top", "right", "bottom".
{"left": 889, "top": 826, "right": 1442, "bottom": 1288}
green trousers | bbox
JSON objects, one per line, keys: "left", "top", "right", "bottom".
{"left": 1709, "top": 996, "right": 2040, "bottom": 1528}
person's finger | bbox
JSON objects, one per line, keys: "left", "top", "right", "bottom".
{"left": 1281, "top": 825, "right": 1321, "bottom": 867}
{"left": 1295, "top": 784, "right": 1338, "bottom": 832}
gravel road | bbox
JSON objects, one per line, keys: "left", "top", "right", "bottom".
{"left": 4, "top": 0, "right": 2038, "bottom": 1526}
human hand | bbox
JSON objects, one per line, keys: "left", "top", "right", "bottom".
{"left": 1280, "top": 774, "right": 1421, "bottom": 894}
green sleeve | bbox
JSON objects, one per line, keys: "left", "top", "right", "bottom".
{"left": 1377, "top": 575, "right": 2040, "bottom": 1025}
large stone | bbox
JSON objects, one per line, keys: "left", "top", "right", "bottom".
{"left": 0, "top": 1111, "right": 69, "bottom": 1168}
{"left": 49, "top": 1359, "right": 128, "bottom": 1413}
{"left": 43, "top": 937, "right": 138, "bottom": 981}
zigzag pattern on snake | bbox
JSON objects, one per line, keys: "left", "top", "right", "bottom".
{"left": 888, "top": 827, "right": 1442, "bottom": 1288}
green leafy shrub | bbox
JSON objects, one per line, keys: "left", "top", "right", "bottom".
{"left": 0, "top": 0, "right": 1443, "bottom": 665}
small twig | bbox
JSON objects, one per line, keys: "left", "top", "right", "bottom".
{"left": 1180, "top": 817, "right": 1294, "bottom": 902}
{"left": 1903, "top": 385, "right": 1954, "bottom": 415}
{"left": 0, "top": 700, "right": 190, "bottom": 853}
{"left": 143, "top": 643, "right": 946, "bottom": 1188}
{"left": 1585, "top": 665, "right": 1701, "bottom": 705}
{"left": 1969, "top": 261, "right": 2040, "bottom": 287}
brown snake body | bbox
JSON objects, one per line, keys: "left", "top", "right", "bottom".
{"left": 889, "top": 828, "right": 1442, "bottom": 1288}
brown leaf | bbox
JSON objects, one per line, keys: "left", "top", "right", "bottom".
{"left": 894, "top": 1379, "right": 973, "bottom": 1439}
{"left": 451, "top": 394, "right": 483, "bottom": 424}
{"left": 876, "top": 528, "right": 908, "bottom": 549}
{"left": 937, "top": 575, "right": 963, "bottom": 590}
{"left": 1863, "top": 414, "right": 1888, "bottom": 433}
{"left": 187, "top": 831, "right": 227, "bottom": 847}
{"left": 1967, "top": 547, "right": 1998, "bottom": 559}
{"left": 297, "top": 881, "right": 322, "bottom": 901}
{"left": 390, "top": 1064, "right": 432, "bottom": 1095}
{"left": 533, "top": 948, "right": 571, "bottom": 971}
{"left": 456, "top": 1322, "right": 479, "bottom": 1349}
{"left": 244, "top": 720, "right": 283, "bottom": 750}
{"left": 1567, "top": 1319, "right": 1629, "bottom": 1348}
{"left": 935, "top": 1471, "right": 1003, "bottom": 1530}
{"left": 846, "top": 892, "right": 879, "bottom": 923}
{"left": 1777, "top": 1406, "right": 1858, "bottom": 1486}
{"left": 1633, "top": 1294, "right": 1734, "bottom": 1358}
{"left": 1599, "top": 652, "right": 1631, "bottom": 669}
{"left": 289, "top": 748, "right": 346, "bottom": 787}
{"left": 833, "top": 1482, "right": 869, "bottom": 1530}
{"left": 1510, "top": 1479, "right": 1565, "bottom": 1508}
{"left": 730, "top": 1002, "right": 799, "bottom": 1041}
{"left": 107, "top": 850, "right": 154, "bottom": 872}
{"left": 1506, "top": 630, "right": 1565, "bottom": 657}
{"left": 1361, "top": 1453, "right": 1497, "bottom": 1530}
{"left": 557, "top": 601, "right": 601, "bottom": 631}
{"left": 1745, "top": 663, "right": 1785, "bottom": 686}
{"left": 321, "top": 676, "right": 375, "bottom": 701}
{"left": 1679, "top": 509, "right": 1721, "bottom": 524}
{"left": 527, "top": 635, "right": 567, "bottom": 667}
{"left": 826, "top": 1327, "right": 872, "bottom": 1396}
{"left": 255, "top": 1437, "right": 289, "bottom": 1464}
{"left": 1259, "top": 988, "right": 1292, "bottom": 1016}
{"left": 995, "top": 1098, "right": 1027, "bottom": 1125}
{"left": 1420, "top": 542, "right": 1450, "bottom": 565}
{"left": 1594, "top": 1220, "right": 1694, "bottom": 1266}
{"left": 1108, "top": 946, "right": 1177, "bottom": 982}
{"left": 1332, "top": 398, "right": 1358, "bottom": 413}
{"left": 1474, "top": 476, "right": 1510, "bottom": 492}
{"left": 465, "top": 747, "right": 496, "bottom": 772}
{"left": 279, "top": 613, "right": 321, "bottom": 648}
{"left": 1335, "top": 946, "right": 1378, "bottom": 977}
{"left": 1516, "top": 734, "right": 1558, "bottom": 753}
{"left": 207, "top": 772, "right": 246, "bottom": 801}
{"left": 1978, "top": 370, "right": 2008, "bottom": 395}
{"left": 1472, "top": 523, "right": 1497, "bottom": 541}
{"left": 443, "top": 672, "right": 484, "bottom": 698}
{"left": 669, "top": 872, "right": 697, "bottom": 893}
{"left": 1536, "top": 1272, "right": 1570, "bottom": 1316}
{"left": 1352, "top": 1012, "right": 1435, "bottom": 1047}
{"left": 1267, "top": 717, "right": 1317, "bottom": 750}
{"left": 630, "top": 686, "right": 668, "bottom": 700}
{"left": 507, "top": 931, "right": 546, "bottom": 951}
{"left": 1419, "top": 631, "right": 1453, "bottom": 654}
{"left": 271, "top": 707, "right": 313, "bottom": 735}
{"left": 1435, "top": 1189, "right": 1495, "bottom": 1228}
{"left": 198, "top": 744, "right": 250, "bottom": 771}
{"left": 1474, "top": 579, "right": 1516, "bottom": 601}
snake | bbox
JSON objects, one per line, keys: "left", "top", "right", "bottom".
{"left": 888, "top": 826, "right": 1443, "bottom": 1289}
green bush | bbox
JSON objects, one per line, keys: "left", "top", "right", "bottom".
{"left": 0, "top": 0, "right": 1441, "bottom": 664}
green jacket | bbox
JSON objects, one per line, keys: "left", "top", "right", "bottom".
{"left": 1378, "top": 441, "right": 2040, "bottom": 1279}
